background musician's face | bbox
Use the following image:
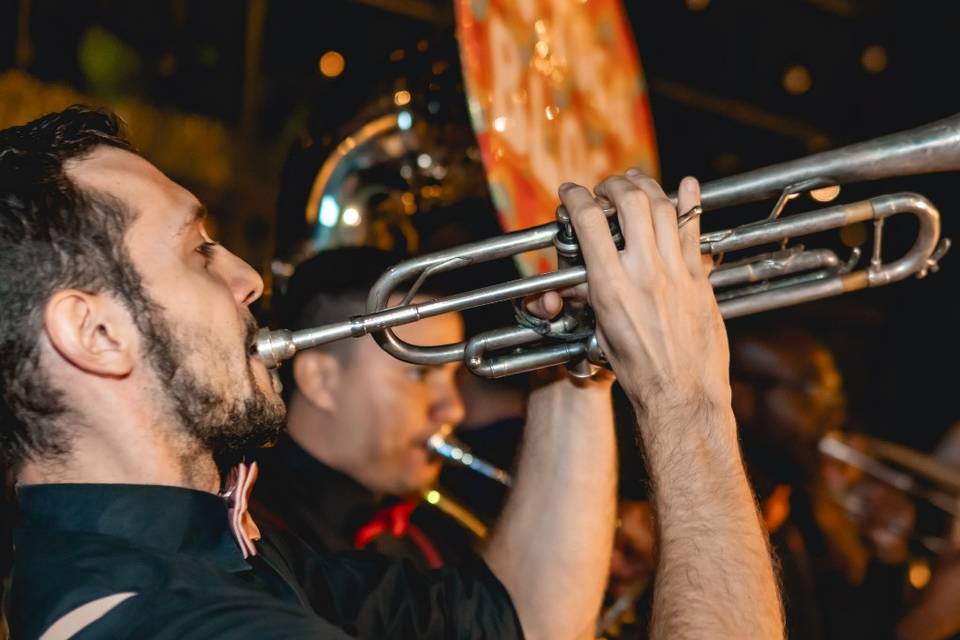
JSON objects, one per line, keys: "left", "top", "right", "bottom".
{"left": 68, "top": 146, "right": 285, "bottom": 454}
{"left": 327, "top": 309, "right": 465, "bottom": 497}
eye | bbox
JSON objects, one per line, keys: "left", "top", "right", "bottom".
{"left": 404, "top": 365, "right": 431, "bottom": 383}
{"left": 196, "top": 240, "right": 219, "bottom": 266}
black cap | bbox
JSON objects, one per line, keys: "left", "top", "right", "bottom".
{"left": 275, "top": 246, "right": 408, "bottom": 330}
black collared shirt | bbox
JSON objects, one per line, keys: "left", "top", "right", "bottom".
{"left": 252, "top": 435, "right": 477, "bottom": 568}
{"left": 7, "top": 483, "right": 523, "bottom": 639}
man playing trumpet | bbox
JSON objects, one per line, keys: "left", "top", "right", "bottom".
{"left": 1, "top": 106, "right": 782, "bottom": 639}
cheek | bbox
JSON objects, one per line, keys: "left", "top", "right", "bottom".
{"left": 373, "top": 391, "right": 428, "bottom": 454}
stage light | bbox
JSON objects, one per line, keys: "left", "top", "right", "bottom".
{"left": 783, "top": 65, "right": 812, "bottom": 95}
{"left": 909, "top": 559, "right": 931, "bottom": 589}
{"left": 318, "top": 51, "right": 344, "bottom": 78}
{"left": 342, "top": 207, "right": 361, "bottom": 226}
{"left": 397, "top": 110, "right": 413, "bottom": 130}
{"left": 417, "top": 153, "right": 432, "bottom": 168}
{"left": 318, "top": 195, "right": 340, "bottom": 227}
{"left": 862, "top": 45, "right": 888, "bottom": 74}
{"left": 394, "top": 90, "right": 411, "bottom": 106}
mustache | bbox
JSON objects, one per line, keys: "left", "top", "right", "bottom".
{"left": 244, "top": 313, "right": 259, "bottom": 352}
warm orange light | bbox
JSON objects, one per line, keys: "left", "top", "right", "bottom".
{"left": 783, "top": 65, "right": 812, "bottom": 95}
{"left": 862, "top": 45, "right": 888, "bottom": 74}
{"left": 810, "top": 185, "right": 841, "bottom": 202}
{"left": 909, "top": 560, "right": 932, "bottom": 589}
{"left": 394, "top": 90, "right": 412, "bottom": 106}
{"left": 318, "top": 51, "right": 345, "bottom": 78}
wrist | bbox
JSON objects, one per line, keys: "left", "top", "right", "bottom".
{"left": 631, "top": 390, "right": 739, "bottom": 456}
{"left": 630, "top": 385, "right": 733, "bottom": 424}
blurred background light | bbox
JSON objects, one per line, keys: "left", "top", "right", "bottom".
{"left": 318, "top": 194, "right": 340, "bottom": 227}
{"left": 342, "top": 206, "right": 361, "bottom": 226}
{"left": 318, "top": 51, "right": 345, "bottom": 77}
{"left": 861, "top": 45, "right": 888, "bottom": 74}
{"left": 783, "top": 65, "right": 813, "bottom": 95}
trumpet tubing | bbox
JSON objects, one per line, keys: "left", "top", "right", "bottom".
{"left": 257, "top": 114, "right": 956, "bottom": 377}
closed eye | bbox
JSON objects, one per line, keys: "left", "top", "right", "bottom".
{"left": 197, "top": 240, "right": 219, "bottom": 265}
{"left": 405, "top": 365, "right": 432, "bottom": 383}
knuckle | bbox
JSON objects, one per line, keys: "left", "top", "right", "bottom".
{"left": 570, "top": 201, "right": 605, "bottom": 224}
{"left": 625, "top": 168, "right": 651, "bottom": 181}
{"left": 620, "top": 189, "right": 650, "bottom": 213}
{"left": 651, "top": 197, "right": 677, "bottom": 218}
{"left": 596, "top": 175, "right": 620, "bottom": 193}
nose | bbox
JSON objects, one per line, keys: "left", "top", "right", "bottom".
{"left": 431, "top": 370, "right": 466, "bottom": 428}
{"left": 218, "top": 248, "right": 265, "bottom": 307}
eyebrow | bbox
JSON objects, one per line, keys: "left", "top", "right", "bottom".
{"left": 175, "top": 203, "right": 208, "bottom": 238}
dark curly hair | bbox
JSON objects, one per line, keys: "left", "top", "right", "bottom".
{"left": 0, "top": 105, "right": 155, "bottom": 469}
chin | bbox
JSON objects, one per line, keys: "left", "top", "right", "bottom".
{"left": 413, "top": 463, "right": 442, "bottom": 490}
{"left": 388, "top": 464, "right": 440, "bottom": 498}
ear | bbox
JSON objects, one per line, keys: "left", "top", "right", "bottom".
{"left": 43, "top": 290, "right": 135, "bottom": 377}
{"left": 292, "top": 351, "right": 341, "bottom": 412}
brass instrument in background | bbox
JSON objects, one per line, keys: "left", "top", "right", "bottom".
{"left": 257, "top": 113, "right": 954, "bottom": 378}
{"left": 819, "top": 431, "right": 960, "bottom": 559}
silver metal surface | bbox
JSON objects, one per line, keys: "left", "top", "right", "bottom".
{"left": 256, "top": 114, "right": 954, "bottom": 377}
{"left": 426, "top": 433, "right": 513, "bottom": 487}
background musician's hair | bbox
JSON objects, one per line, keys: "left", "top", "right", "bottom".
{"left": 273, "top": 246, "right": 410, "bottom": 400}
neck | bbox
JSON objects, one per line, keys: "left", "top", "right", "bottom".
{"left": 285, "top": 393, "right": 344, "bottom": 469}
{"left": 17, "top": 402, "right": 221, "bottom": 492}
{"left": 19, "top": 432, "right": 220, "bottom": 492}
{"left": 285, "top": 393, "right": 384, "bottom": 500}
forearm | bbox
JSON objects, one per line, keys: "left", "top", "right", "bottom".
{"left": 483, "top": 376, "right": 616, "bottom": 640}
{"left": 640, "top": 399, "right": 784, "bottom": 640}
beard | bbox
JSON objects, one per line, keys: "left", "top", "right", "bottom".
{"left": 136, "top": 302, "right": 286, "bottom": 461}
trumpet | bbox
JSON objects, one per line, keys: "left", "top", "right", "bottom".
{"left": 257, "top": 114, "right": 955, "bottom": 377}
{"left": 426, "top": 433, "right": 513, "bottom": 487}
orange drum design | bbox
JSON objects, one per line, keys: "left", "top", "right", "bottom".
{"left": 456, "top": 0, "right": 659, "bottom": 274}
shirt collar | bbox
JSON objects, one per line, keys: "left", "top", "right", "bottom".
{"left": 258, "top": 435, "right": 382, "bottom": 534}
{"left": 16, "top": 483, "right": 250, "bottom": 572}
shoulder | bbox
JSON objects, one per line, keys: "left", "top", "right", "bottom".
{"left": 8, "top": 528, "right": 172, "bottom": 639}
{"left": 71, "top": 589, "right": 345, "bottom": 640}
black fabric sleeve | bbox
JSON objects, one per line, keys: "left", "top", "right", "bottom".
{"left": 77, "top": 592, "right": 356, "bottom": 640}
{"left": 257, "top": 526, "right": 525, "bottom": 640}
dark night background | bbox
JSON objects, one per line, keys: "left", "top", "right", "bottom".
{"left": 0, "top": 0, "right": 957, "bottom": 454}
